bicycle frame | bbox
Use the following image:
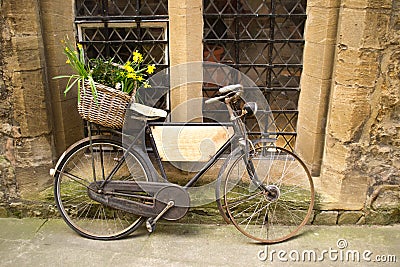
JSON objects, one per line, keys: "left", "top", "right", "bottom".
{"left": 146, "top": 122, "right": 237, "bottom": 188}
{"left": 95, "top": 95, "right": 253, "bottom": 191}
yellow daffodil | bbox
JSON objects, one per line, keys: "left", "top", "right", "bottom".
{"left": 132, "top": 50, "right": 143, "bottom": 63}
{"left": 127, "top": 73, "right": 136, "bottom": 79}
{"left": 123, "top": 64, "right": 134, "bottom": 73}
{"left": 143, "top": 82, "right": 151, "bottom": 88}
{"left": 77, "top": 43, "right": 83, "bottom": 50}
{"left": 146, "top": 64, "right": 156, "bottom": 74}
{"left": 66, "top": 59, "right": 71, "bottom": 64}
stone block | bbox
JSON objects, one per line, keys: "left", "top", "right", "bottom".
{"left": 15, "top": 165, "right": 53, "bottom": 199}
{"left": 12, "top": 71, "right": 51, "bottom": 138}
{"left": 322, "top": 138, "right": 350, "bottom": 173}
{"left": 313, "top": 211, "right": 338, "bottom": 225}
{"left": 341, "top": 0, "right": 392, "bottom": 9}
{"left": 307, "top": 0, "right": 340, "bottom": 8}
{"left": 168, "top": 0, "right": 203, "bottom": 122}
{"left": 302, "top": 41, "right": 336, "bottom": 80}
{"left": 371, "top": 188, "right": 400, "bottom": 211}
{"left": 298, "top": 74, "right": 331, "bottom": 134}
{"left": 327, "top": 85, "right": 371, "bottom": 142}
{"left": 40, "top": 0, "right": 74, "bottom": 17}
{"left": 3, "top": 1, "right": 41, "bottom": 35}
{"left": 42, "top": 38, "right": 74, "bottom": 69}
{"left": 365, "top": 210, "right": 400, "bottom": 225}
{"left": 335, "top": 49, "right": 381, "bottom": 87}
{"left": 337, "top": 8, "right": 367, "bottom": 49}
{"left": 14, "top": 136, "right": 53, "bottom": 168}
{"left": 305, "top": 6, "right": 339, "bottom": 45}
{"left": 362, "top": 11, "right": 390, "bottom": 50}
{"left": 295, "top": 129, "right": 325, "bottom": 175}
{"left": 338, "top": 211, "right": 364, "bottom": 224}
{"left": 11, "top": 36, "right": 44, "bottom": 71}
{"left": 0, "top": 207, "right": 8, "bottom": 217}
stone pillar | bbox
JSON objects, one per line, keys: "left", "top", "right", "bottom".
{"left": 169, "top": 0, "right": 203, "bottom": 122}
{"left": 296, "top": 0, "right": 341, "bottom": 175}
{"left": 1, "top": 1, "right": 54, "bottom": 199}
{"left": 320, "top": 0, "right": 393, "bottom": 210}
{"left": 40, "top": 0, "right": 83, "bottom": 156}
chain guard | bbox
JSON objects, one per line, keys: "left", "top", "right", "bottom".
{"left": 87, "top": 181, "right": 190, "bottom": 220}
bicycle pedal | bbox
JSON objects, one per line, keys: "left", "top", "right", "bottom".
{"left": 146, "top": 218, "right": 156, "bottom": 233}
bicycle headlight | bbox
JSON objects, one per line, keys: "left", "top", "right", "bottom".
{"left": 243, "top": 102, "right": 258, "bottom": 116}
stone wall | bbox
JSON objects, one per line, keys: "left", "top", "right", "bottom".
{"left": 298, "top": 0, "right": 399, "bottom": 224}
{"left": 0, "top": 12, "right": 18, "bottom": 215}
{"left": 0, "top": 1, "right": 54, "bottom": 211}
{"left": 360, "top": 0, "right": 400, "bottom": 223}
{"left": 0, "top": 0, "right": 398, "bottom": 223}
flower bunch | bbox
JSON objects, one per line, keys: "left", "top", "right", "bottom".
{"left": 90, "top": 50, "right": 155, "bottom": 97}
{"left": 55, "top": 36, "right": 156, "bottom": 102}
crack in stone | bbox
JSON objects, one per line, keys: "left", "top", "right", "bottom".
{"left": 35, "top": 218, "right": 48, "bottom": 233}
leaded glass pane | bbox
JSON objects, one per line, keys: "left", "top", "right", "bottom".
{"left": 203, "top": 0, "right": 307, "bottom": 150}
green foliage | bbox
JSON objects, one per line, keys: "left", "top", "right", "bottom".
{"left": 54, "top": 36, "right": 155, "bottom": 101}
{"left": 53, "top": 36, "right": 96, "bottom": 102}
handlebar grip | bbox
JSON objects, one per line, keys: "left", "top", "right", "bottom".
{"left": 204, "top": 95, "right": 226, "bottom": 104}
{"left": 219, "top": 84, "right": 243, "bottom": 94}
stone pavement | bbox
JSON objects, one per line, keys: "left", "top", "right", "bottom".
{"left": 0, "top": 218, "right": 398, "bottom": 267}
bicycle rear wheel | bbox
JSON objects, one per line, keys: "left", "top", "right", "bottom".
{"left": 54, "top": 137, "right": 154, "bottom": 240}
{"left": 223, "top": 145, "right": 314, "bottom": 243}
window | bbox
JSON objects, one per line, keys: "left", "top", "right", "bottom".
{"left": 75, "top": 0, "right": 169, "bottom": 109}
{"left": 203, "top": 0, "right": 307, "bottom": 150}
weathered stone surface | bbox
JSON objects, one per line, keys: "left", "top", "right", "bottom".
{"left": 169, "top": 0, "right": 203, "bottom": 122}
{"left": 305, "top": 1, "right": 400, "bottom": 217}
{"left": 307, "top": 0, "right": 340, "bottom": 8}
{"left": 313, "top": 211, "right": 338, "bottom": 225}
{"left": 0, "top": 207, "right": 8, "bottom": 217}
{"left": 365, "top": 209, "right": 400, "bottom": 225}
{"left": 305, "top": 6, "right": 339, "bottom": 45}
{"left": 302, "top": 42, "right": 336, "bottom": 80}
{"left": 335, "top": 49, "right": 381, "bottom": 87}
{"left": 338, "top": 211, "right": 364, "bottom": 225}
{"left": 341, "top": 0, "right": 393, "bottom": 9}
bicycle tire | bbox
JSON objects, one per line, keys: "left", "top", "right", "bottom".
{"left": 222, "top": 145, "right": 314, "bottom": 243}
{"left": 54, "top": 136, "right": 155, "bottom": 240}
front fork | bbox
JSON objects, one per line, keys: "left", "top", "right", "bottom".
{"left": 239, "top": 139, "right": 270, "bottom": 193}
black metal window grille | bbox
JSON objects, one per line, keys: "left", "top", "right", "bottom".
{"left": 203, "top": 0, "right": 307, "bottom": 150}
{"left": 75, "top": 0, "right": 169, "bottom": 109}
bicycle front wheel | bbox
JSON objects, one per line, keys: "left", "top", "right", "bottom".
{"left": 54, "top": 137, "right": 154, "bottom": 240}
{"left": 224, "top": 145, "right": 314, "bottom": 243}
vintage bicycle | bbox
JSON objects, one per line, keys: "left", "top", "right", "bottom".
{"left": 50, "top": 84, "right": 314, "bottom": 243}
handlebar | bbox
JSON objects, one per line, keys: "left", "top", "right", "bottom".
{"left": 205, "top": 84, "right": 243, "bottom": 105}
{"left": 219, "top": 84, "right": 243, "bottom": 94}
{"left": 204, "top": 94, "right": 227, "bottom": 104}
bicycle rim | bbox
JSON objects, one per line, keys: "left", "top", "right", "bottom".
{"left": 224, "top": 146, "right": 314, "bottom": 243}
{"left": 54, "top": 139, "right": 151, "bottom": 240}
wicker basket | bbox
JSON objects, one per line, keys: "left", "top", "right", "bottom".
{"left": 78, "top": 81, "right": 132, "bottom": 129}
